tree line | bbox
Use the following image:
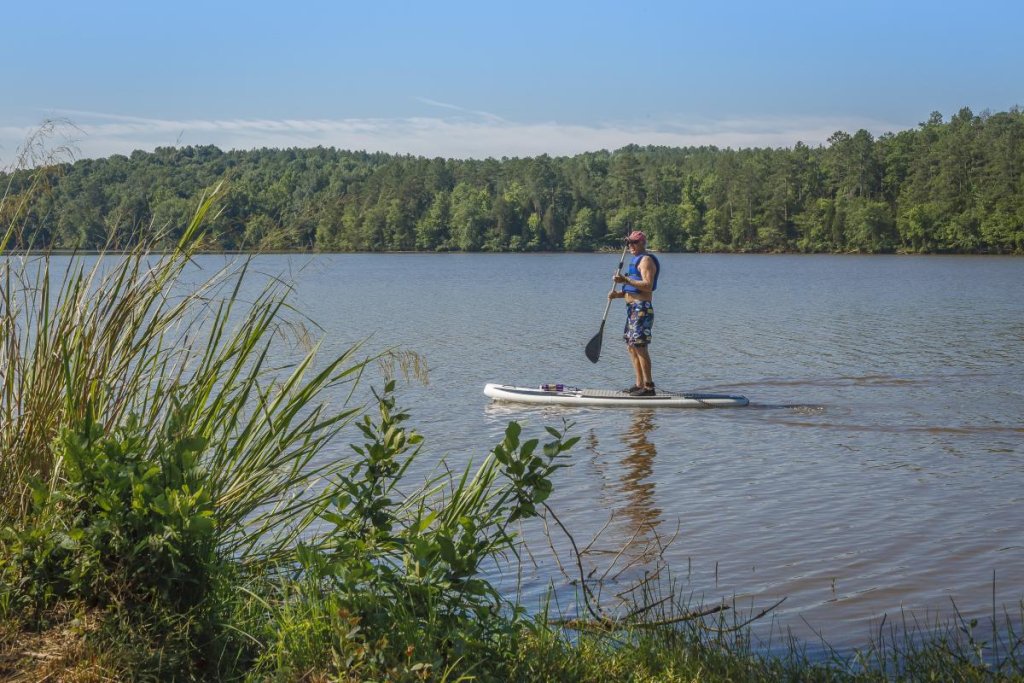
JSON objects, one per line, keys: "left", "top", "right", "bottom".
{"left": 3, "top": 107, "right": 1022, "bottom": 254}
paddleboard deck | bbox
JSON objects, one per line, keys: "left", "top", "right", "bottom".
{"left": 484, "top": 383, "right": 749, "bottom": 408}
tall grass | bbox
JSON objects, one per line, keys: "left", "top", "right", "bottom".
{"left": 1, "top": 183, "right": 367, "bottom": 562}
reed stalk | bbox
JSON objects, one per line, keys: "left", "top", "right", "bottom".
{"left": 1, "top": 178, "right": 368, "bottom": 567}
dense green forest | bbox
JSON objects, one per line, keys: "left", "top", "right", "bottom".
{"left": 3, "top": 107, "right": 1023, "bottom": 253}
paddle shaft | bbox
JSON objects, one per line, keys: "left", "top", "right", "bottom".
{"left": 585, "top": 242, "right": 630, "bottom": 363}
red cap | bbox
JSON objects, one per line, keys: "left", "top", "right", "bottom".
{"left": 625, "top": 230, "right": 646, "bottom": 243}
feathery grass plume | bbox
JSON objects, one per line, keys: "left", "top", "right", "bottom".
{"left": 0, "top": 119, "right": 80, "bottom": 252}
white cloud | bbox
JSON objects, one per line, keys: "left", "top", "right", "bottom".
{"left": 414, "top": 97, "right": 507, "bottom": 123}
{"left": 1, "top": 110, "right": 906, "bottom": 168}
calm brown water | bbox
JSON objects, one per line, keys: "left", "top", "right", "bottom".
{"left": 232, "top": 253, "right": 1024, "bottom": 650}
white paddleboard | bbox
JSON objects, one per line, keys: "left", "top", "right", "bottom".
{"left": 484, "top": 383, "right": 749, "bottom": 408}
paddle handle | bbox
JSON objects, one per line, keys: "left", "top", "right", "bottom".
{"left": 604, "top": 242, "right": 630, "bottom": 318}
{"left": 615, "top": 242, "right": 629, "bottom": 280}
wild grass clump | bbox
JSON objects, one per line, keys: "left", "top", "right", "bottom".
{"left": 1, "top": 160, "right": 368, "bottom": 675}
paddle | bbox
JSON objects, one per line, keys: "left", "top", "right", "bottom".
{"left": 585, "top": 242, "right": 630, "bottom": 363}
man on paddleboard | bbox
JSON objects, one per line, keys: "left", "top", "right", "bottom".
{"left": 609, "top": 230, "right": 660, "bottom": 396}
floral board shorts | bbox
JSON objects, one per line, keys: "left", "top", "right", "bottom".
{"left": 623, "top": 301, "right": 654, "bottom": 347}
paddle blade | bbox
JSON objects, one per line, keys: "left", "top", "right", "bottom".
{"left": 585, "top": 322, "right": 605, "bottom": 363}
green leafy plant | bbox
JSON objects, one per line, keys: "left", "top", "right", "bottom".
{"left": 252, "top": 381, "right": 578, "bottom": 677}
{"left": 3, "top": 412, "right": 218, "bottom": 613}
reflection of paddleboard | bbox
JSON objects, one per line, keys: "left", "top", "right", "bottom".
{"left": 483, "top": 383, "right": 749, "bottom": 408}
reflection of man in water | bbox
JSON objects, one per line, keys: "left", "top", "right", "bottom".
{"left": 619, "top": 409, "right": 661, "bottom": 539}
{"left": 575, "top": 411, "right": 665, "bottom": 592}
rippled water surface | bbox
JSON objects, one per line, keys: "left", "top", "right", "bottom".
{"left": 231, "top": 253, "right": 1023, "bottom": 649}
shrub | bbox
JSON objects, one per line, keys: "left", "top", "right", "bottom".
{"left": 249, "top": 381, "right": 578, "bottom": 677}
{"left": 2, "top": 412, "right": 218, "bottom": 613}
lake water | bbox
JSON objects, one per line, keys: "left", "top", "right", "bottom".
{"left": 221, "top": 253, "right": 1023, "bottom": 650}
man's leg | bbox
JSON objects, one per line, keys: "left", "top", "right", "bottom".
{"left": 628, "top": 346, "right": 644, "bottom": 387}
{"left": 634, "top": 345, "right": 653, "bottom": 387}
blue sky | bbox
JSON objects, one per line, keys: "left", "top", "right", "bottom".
{"left": 2, "top": 0, "right": 1021, "bottom": 166}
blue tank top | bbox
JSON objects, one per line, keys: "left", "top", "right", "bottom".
{"left": 622, "top": 253, "right": 660, "bottom": 293}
